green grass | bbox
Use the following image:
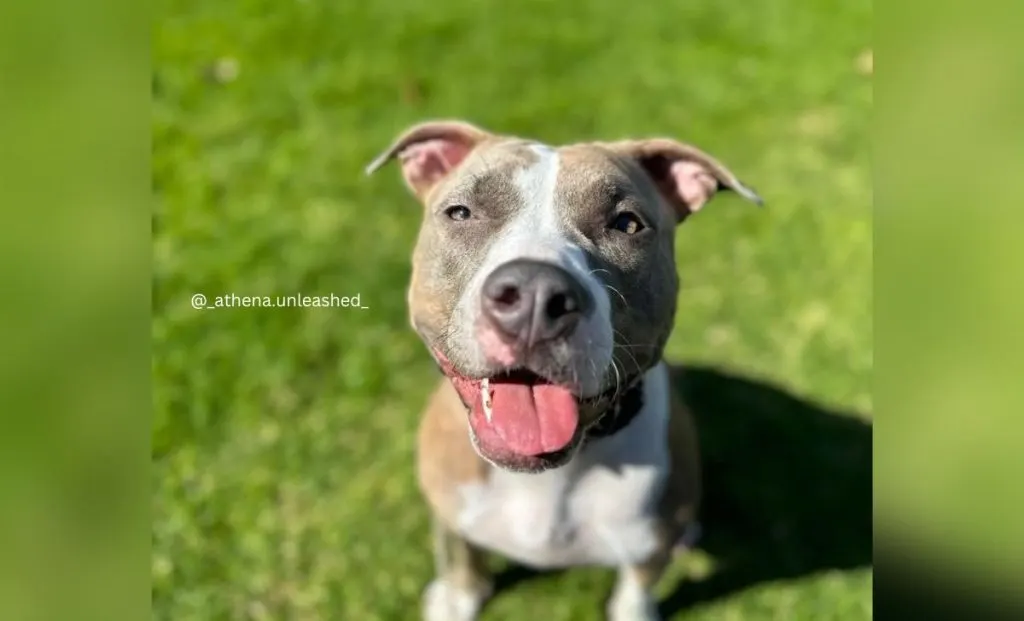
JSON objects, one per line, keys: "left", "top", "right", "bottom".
{"left": 152, "top": 0, "right": 872, "bottom": 619}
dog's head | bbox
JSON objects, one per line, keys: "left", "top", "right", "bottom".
{"left": 368, "top": 120, "right": 761, "bottom": 472}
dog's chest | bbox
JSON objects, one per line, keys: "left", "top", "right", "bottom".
{"left": 452, "top": 366, "right": 671, "bottom": 568}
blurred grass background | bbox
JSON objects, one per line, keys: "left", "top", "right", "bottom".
{"left": 152, "top": 0, "right": 872, "bottom": 619}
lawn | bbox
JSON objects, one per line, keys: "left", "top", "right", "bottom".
{"left": 152, "top": 0, "right": 872, "bottom": 619}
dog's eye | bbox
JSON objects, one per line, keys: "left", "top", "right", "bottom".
{"left": 444, "top": 205, "right": 472, "bottom": 221}
{"left": 609, "top": 212, "right": 645, "bottom": 235}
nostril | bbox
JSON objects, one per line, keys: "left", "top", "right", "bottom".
{"left": 545, "top": 292, "right": 577, "bottom": 320}
{"left": 493, "top": 285, "right": 521, "bottom": 308}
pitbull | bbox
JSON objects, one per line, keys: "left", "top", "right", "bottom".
{"left": 366, "top": 120, "right": 762, "bottom": 621}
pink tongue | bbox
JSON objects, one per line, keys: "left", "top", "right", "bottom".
{"left": 488, "top": 382, "right": 579, "bottom": 455}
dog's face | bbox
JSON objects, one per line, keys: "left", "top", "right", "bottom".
{"left": 368, "top": 121, "right": 761, "bottom": 472}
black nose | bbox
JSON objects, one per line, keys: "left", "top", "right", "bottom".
{"left": 481, "top": 259, "right": 594, "bottom": 347}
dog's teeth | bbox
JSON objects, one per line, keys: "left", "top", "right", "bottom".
{"left": 481, "top": 378, "right": 493, "bottom": 422}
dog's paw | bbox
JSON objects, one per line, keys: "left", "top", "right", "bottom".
{"left": 423, "top": 579, "right": 486, "bottom": 621}
{"left": 607, "top": 584, "right": 661, "bottom": 621}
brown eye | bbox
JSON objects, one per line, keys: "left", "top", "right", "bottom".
{"left": 609, "top": 212, "right": 645, "bottom": 235}
{"left": 445, "top": 205, "right": 472, "bottom": 221}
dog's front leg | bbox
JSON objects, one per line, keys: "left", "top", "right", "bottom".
{"left": 607, "top": 549, "right": 670, "bottom": 621}
{"left": 423, "top": 515, "right": 492, "bottom": 621}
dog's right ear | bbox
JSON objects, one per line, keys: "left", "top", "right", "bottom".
{"left": 365, "top": 120, "right": 491, "bottom": 198}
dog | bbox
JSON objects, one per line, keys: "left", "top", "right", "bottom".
{"left": 367, "top": 120, "right": 762, "bottom": 621}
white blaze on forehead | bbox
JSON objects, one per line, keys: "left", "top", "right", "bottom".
{"left": 479, "top": 142, "right": 580, "bottom": 270}
{"left": 514, "top": 143, "right": 561, "bottom": 236}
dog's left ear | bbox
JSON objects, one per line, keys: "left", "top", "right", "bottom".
{"left": 609, "top": 138, "right": 763, "bottom": 220}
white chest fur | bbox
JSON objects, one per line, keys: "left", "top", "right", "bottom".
{"left": 453, "top": 363, "right": 671, "bottom": 569}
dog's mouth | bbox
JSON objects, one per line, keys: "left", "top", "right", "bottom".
{"left": 433, "top": 352, "right": 582, "bottom": 463}
{"left": 469, "top": 368, "right": 580, "bottom": 458}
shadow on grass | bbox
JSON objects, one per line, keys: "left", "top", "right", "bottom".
{"left": 492, "top": 363, "right": 873, "bottom": 614}
{"left": 658, "top": 364, "right": 872, "bottom": 614}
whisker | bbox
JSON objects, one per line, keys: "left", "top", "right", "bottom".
{"left": 587, "top": 267, "right": 629, "bottom": 310}
{"left": 611, "top": 329, "right": 643, "bottom": 373}
{"left": 604, "top": 284, "right": 629, "bottom": 309}
{"left": 613, "top": 341, "right": 661, "bottom": 351}
{"left": 609, "top": 355, "right": 622, "bottom": 401}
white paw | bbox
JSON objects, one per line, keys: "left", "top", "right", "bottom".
{"left": 607, "top": 585, "right": 660, "bottom": 621}
{"left": 423, "top": 579, "right": 485, "bottom": 621}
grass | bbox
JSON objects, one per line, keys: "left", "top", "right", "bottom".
{"left": 152, "top": 0, "right": 872, "bottom": 619}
